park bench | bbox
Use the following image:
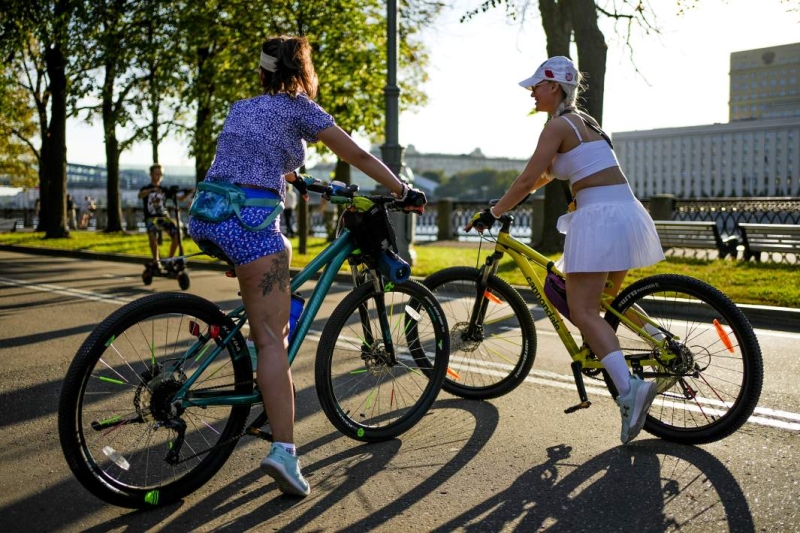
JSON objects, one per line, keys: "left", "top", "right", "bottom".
{"left": 654, "top": 220, "right": 738, "bottom": 260}
{"left": 739, "top": 223, "right": 800, "bottom": 263}
{"left": 0, "top": 219, "right": 17, "bottom": 233}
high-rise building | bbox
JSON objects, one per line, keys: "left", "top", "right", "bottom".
{"left": 729, "top": 42, "right": 800, "bottom": 121}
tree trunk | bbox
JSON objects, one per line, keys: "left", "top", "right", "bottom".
{"left": 539, "top": 0, "right": 572, "bottom": 57}
{"left": 103, "top": 126, "right": 123, "bottom": 232}
{"left": 569, "top": 0, "right": 607, "bottom": 124}
{"left": 192, "top": 46, "right": 216, "bottom": 184}
{"left": 537, "top": 0, "right": 573, "bottom": 253}
{"left": 101, "top": 59, "right": 123, "bottom": 232}
{"left": 42, "top": 42, "right": 69, "bottom": 239}
{"left": 150, "top": 90, "right": 160, "bottom": 164}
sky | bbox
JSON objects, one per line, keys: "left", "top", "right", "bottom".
{"left": 65, "top": 0, "right": 800, "bottom": 169}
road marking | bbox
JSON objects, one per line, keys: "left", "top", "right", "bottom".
{"left": 0, "top": 276, "right": 137, "bottom": 306}
{"left": 5, "top": 275, "right": 799, "bottom": 432}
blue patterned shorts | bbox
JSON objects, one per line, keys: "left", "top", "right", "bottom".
{"left": 188, "top": 188, "right": 286, "bottom": 266}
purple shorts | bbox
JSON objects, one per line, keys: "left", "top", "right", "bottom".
{"left": 188, "top": 189, "right": 285, "bottom": 266}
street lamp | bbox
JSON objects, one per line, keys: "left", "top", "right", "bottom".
{"left": 380, "top": 0, "right": 416, "bottom": 264}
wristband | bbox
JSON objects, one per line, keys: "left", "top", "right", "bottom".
{"left": 393, "top": 183, "right": 408, "bottom": 200}
{"left": 489, "top": 207, "right": 501, "bottom": 219}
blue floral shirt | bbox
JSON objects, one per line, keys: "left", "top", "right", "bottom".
{"left": 205, "top": 93, "right": 335, "bottom": 198}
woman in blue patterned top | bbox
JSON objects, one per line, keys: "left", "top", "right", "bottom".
{"left": 189, "top": 35, "right": 426, "bottom": 497}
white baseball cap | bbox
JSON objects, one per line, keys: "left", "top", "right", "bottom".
{"left": 518, "top": 56, "right": 579, "bottom": 90}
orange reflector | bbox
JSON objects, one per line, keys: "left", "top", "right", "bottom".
{"left": 713, "top": 319, "right": 734, "bottom": 353}
{"left": 224, "top": 270, "right": 236, "bottom": 278}
{"left": 484, "top": 291, "right": 502, "bottom": 304}
{"left": 209, "top": 325, "right": 220, "bottom": 338}
{"left": 446, "top": 367, "right": 461, "bottom": 380}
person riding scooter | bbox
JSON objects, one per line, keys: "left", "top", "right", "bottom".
{"left": 138, "top": 164, "right": 192, "bottom": 268}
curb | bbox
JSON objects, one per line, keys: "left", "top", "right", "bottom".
{"left": 2, "top": 244, "right": 798, "bottom": 332}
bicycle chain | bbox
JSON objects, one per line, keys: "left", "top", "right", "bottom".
{"left": 169, "top": 377, "right": 261, "bottom": 465}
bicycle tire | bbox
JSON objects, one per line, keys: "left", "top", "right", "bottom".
{"left": 58, "top": 292, "right": 253, "bottom": 508}
{"left": 423, "top": 266, "right": 537, "bottom": 400}
{"left": 604, "top": 274, "right": 763, "bottom": 445}
{"left": 315, "top": 280, "right": 450, "bottom": 442}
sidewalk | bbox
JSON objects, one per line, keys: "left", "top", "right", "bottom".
{"left": 3, "top": 242, "right": 798, "bottom": 332}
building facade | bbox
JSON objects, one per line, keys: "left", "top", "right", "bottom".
{"left": 613, "top": 117, "right": 800, "bottom": 198}
{"left": 730, "top": 42, "right": 800, "bottom": 121}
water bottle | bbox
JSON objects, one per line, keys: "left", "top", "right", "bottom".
{"left": 377, "top": 249, "right": 411, "bottom": 284}
{"left": 289, "top": 293, "right": 305, "bottom": 342}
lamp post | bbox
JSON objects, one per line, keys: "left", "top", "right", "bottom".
{"left": 380, "top": 0, "right": 416, "bottom": 264}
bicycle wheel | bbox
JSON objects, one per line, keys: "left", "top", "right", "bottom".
{"left": 58, "top": 292, "right": 253, "bottom": 508}
{"left": 315, "top": 279, "right": 450, "bottom": 442}
{"left": 604, "top": 274, "right": 763, "bottom": 445}
{"left": 423, "top": 266, "right": 537, "bottom": 400}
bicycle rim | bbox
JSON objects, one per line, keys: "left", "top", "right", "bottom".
{"left": 315, "top": 280, "right": 449, "bottom": 442}
{"left": 605, "top": 274, "right": 763, "bottom": 445}
{"left": 423, "top": 266, "right": 537, "bottom": 400}
{"left": 58, "top": 293, "right": 252, "bottom": 508}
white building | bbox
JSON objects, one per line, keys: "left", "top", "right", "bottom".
{"left": 614, "top": 117, "right": 800, "bottom": 198}
{"left": 613, "top": 42, "right": 800, "bottom": 199}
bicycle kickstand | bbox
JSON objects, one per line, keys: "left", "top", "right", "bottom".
{"left": 564, "top": 361, "right": 592, "bottom": 414}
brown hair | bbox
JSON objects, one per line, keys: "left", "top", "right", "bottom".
{"left": 149, "top": 164, "right": 162, "bottom": 174}
{"left": 260, "top": 36, "right": 319, "bottom": 99}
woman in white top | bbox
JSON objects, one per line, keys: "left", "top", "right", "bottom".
{"left": 466, "top": 56, "right": 665, "bottom": 444}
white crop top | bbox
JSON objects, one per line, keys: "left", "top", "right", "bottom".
{"left": 551, "top": 116, "right": 620, "bottom": 186}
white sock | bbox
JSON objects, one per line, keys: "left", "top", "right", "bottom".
{"left": 273, "top": 442, "right": 296, "bottom": 456}
{"left": 602, "top": 350, "right": 631, "bottom": 397}
{"left": 644, "top": 323, "right": 666, "bottom": 342}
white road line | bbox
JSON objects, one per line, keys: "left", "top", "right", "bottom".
{"left": 0, "top": 276, "right": 136, "bottom": 306}
{"left": 5, "top": 275, "right": 800, "bottom": 431}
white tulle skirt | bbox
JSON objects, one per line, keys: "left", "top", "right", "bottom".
{"left": 556, "top": 183, "right": 665, "bottom": 273}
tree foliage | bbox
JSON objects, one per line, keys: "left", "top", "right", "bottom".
{"left": 0, "top": 69, "right": 39, "bottom": 187}
{"left": 0, "top": 0, "right": 91, "bottom": 237}
{"left": 434, "top": 168, "right": 519, "bottom": 199}
{"left": 2, "top": 0, "right": 439, "bottom": 236}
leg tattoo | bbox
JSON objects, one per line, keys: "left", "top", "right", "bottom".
{"left": 258, "top": 251, "right": 290, "bottom": 296}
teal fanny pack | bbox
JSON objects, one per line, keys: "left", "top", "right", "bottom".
{"left": 189, "top": 181, "right": 284, "bottom": 232}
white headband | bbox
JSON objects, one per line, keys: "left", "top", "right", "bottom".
{"left": 260, "top": 52, "right": 277, "bottom": 72}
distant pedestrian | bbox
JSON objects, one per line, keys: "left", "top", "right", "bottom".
{"left": 67, "top": 194, "right": 77, "bottom": 229}
{"left": 80, "top": 195, "right": 96, "bottom": 229}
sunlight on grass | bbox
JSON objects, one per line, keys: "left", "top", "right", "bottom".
{"left": 2, "top": 230, "right": 797, "bottom": 308}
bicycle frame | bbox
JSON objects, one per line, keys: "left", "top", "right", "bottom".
{"left": 477, "top": 220, "right": 676, "bottom": 404}
{"left": 172, "top": 228, "right": 374, "bottom": 408}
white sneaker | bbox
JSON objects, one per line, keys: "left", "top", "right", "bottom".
{"left": 617, "top": 376, "right": 657, "bottom": 444}
{"left": 260, "top": 446, "right": 310, "bottom": 497}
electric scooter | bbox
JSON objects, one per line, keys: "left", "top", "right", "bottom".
{"left": 142, "top": 185, "right": 195, "bottom": 290}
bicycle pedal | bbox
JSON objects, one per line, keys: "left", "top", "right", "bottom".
{"left": 245, "top": 426, "right": 273, "bottom": 442}
{"left": 564, "top": 401, "right": 592, "bottom": 414}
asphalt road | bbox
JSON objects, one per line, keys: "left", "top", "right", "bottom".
{"left": 1, "top": 250, "right": 799, "bottom": 532}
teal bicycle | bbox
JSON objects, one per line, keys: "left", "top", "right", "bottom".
{"left": 58, "top": 181, "right": 450, "bottom": 508}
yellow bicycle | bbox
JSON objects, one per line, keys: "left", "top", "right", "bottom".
{"left": 423, "top": 207, "right": 763, "bottom": 445}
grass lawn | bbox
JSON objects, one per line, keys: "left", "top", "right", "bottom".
{"left": 2, "top": 230, "right": 798, "bottom": 309}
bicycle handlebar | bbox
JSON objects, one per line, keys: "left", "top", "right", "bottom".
{"left": 304, "top": 177, "right": 424, "bottom": 214}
